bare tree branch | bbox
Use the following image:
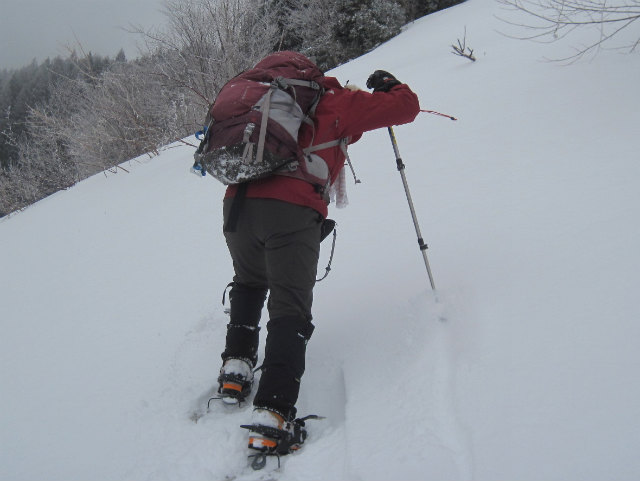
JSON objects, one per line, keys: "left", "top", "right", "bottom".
{"left": 451, "top": 27, "right": 477, "bottom": 61}
{"left": 497, "top": 0, "right": 640, "bottom": 61}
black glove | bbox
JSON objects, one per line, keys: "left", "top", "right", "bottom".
{"left": 366, "top": 70, "right": 401, "bottom": 92}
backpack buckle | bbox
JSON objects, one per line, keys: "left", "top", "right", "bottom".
{"left": 272, "top": 77, "right": 289, "bottom": 90}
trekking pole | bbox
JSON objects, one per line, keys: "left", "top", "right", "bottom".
{"left": 388, "top": 126, "right": 436, "bottom": 291}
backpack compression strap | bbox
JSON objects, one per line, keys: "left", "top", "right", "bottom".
{"left": 255, "top": 77, "right": 322, "bottom": 165}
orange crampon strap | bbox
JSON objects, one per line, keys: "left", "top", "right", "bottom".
{"left": 249, "top": 436, "right": 278, "bottom": 450}
{"left": 222, "top": 382, "right": 243, "bottom": 392}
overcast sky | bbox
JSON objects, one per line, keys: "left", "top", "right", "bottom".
{"left": 1, "top": 0, "right": 168, "bottom": 70}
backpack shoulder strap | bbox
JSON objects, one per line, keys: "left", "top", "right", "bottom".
{"left": 302, "top": 138, "right": 345, "bottom": 154}
{"left": 255, "top": 83, "right": 277, "bottom": 164}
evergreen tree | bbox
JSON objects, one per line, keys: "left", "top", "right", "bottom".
{"left": 398, "top": 0, "right": 465, "bottom": 19}
{"left": 263, "top": 0, "right": 304, "bottom": 51}
{"left": 334, "top": 0, "right": 407, "bottom": 62}
{"left": 115, "top": 49, "right": 127, "bottom": 63}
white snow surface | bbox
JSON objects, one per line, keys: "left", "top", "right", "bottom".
{"left": 2, "top": 1, "right": 640, "bottom": 480}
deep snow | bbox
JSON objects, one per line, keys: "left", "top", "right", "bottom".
{"left": 2, "top": 1, "right": 640, "bottom": 480}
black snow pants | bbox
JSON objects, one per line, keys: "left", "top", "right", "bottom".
{"left": 222, "top": 197, "right": 321, "bottom": 419}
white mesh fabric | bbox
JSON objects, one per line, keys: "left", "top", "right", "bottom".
{"left": 329, "top": 167, "right": 349, "bottom": 209}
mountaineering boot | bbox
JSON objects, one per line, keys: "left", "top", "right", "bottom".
{"left": 242, "top": 408, "right": 308, "bottom": 456}
{"left": 217, "top": 283, "right": 266, "bottom": 405}
{"left": 217, "top": 358, "right": 254, "bottom": 404}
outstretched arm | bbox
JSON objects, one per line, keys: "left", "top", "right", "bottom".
{"left": 333, "top": 72, "right": 420, "bottom": 138}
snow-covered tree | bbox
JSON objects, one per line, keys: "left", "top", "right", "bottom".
{"left": 334, "top": 0, "right": 407, "bottom": 62}
{"left": 135, "top": 0, "right": 280, "bottom": 106}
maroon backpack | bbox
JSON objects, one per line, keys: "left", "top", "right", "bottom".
{"left": 193, "top": 51, "right": 340, "bottom": 195}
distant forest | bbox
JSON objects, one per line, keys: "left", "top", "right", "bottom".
{"left": 0, "top": 0, "right": 463, "bottom": 216}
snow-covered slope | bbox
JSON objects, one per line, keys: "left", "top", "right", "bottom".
{"left": 2, "top": 0, "right": 639, "bottom": 479}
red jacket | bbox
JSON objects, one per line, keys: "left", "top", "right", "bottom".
{"left": 225, "top": 76, "right": 420, "bottom": 218}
